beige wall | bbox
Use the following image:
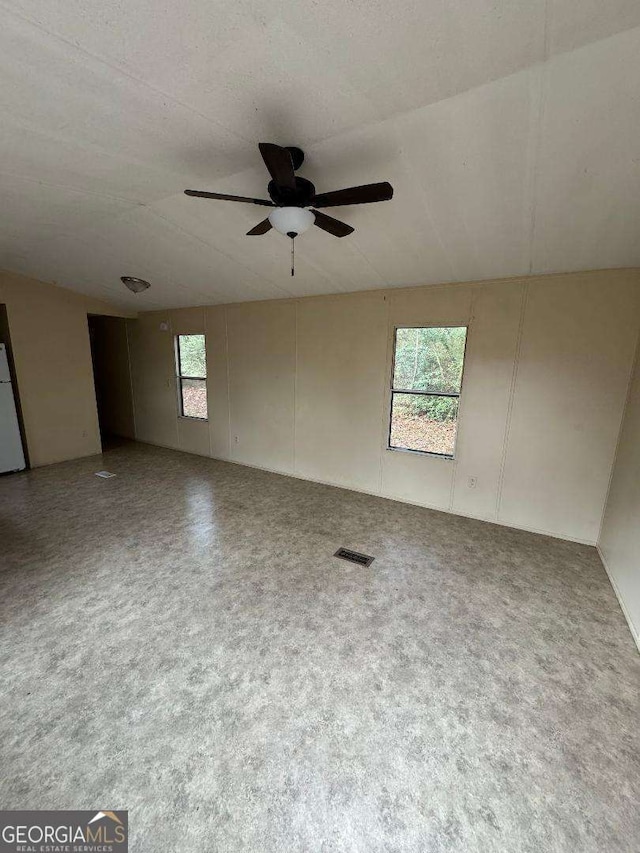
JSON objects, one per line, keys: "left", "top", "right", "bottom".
{"left": 129, "top": 269, "right": 640, "bottom": 545}
{"left": 0, "top": 269, "right": 131, "bottom": 467}
{"left": 599, "top": 337, "right": 640, "bottom": 651}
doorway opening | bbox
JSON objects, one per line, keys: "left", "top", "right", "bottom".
{"left": 0, "top": 304, "right": 28, "bottom": 471}
{"left": 88, "top": 315, "right": 135, "bottom": 451}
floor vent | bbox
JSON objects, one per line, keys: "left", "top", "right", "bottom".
{"left": 334, "top": 547, "right": 374, "bottom": 567}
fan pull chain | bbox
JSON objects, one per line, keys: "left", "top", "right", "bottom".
{"left": 291, "top": 235, "right": 295, "bottom": 277}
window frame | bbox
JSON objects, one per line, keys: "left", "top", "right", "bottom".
{"left": 387, "top": 324, "right": 468, "bottom": 460}
{"left": 175, "top": 334, "right": 208, "bottom": 421}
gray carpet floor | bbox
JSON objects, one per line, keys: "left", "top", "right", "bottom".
{"left": 1, "top": 441, "right": 639, "bottom": 852}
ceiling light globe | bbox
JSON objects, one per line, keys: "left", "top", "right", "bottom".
{"left": 121, "top": 276, "right": 151, "bottom": 293}
{"left": 268, "top": 207, "right": 315, "bottom": 237}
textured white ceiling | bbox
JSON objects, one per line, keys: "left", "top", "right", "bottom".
{"left": 1, "top": 0, "right": 639, "bottom": 310}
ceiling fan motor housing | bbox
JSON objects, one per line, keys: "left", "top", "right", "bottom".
{"left": 184, "top": 142, "right": 393, "bottom": 246}
{"left": 268, "top": 176, "right": 315, "bottom": 207}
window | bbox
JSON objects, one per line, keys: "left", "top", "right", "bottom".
{"left": 388, "top": 326, "right": 467, "bottom": 458}
{"left": 175, "top": 334, "right": 207, "bottom": 419}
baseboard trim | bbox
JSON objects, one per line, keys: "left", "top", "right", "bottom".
{"left": 180, "top": 446, "right": 596, "bottom": 547}
{"left": 596, "top": 545, "right": 640, "bottom": 654}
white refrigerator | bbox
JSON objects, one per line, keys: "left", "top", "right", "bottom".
{"left": 0, "top": 343, "right": 26, "bottom": 473}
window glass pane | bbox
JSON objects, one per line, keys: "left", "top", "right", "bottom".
{"left": 389, "top": 393, "right": 459, "bottom": 456}
{"left": 178, "top": 334, "right": 206, "bottom": 378}
{"left": 393, "top": 326, "right": 466, "bottom": 393}
{"left": 181, "top": 378, "right": 208, "bottom": 419}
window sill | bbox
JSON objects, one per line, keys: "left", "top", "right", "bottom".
{"left": 178, "top": 415, "right": 209, "bottom": 423}
{"left": 386, "top": 445, "right": 455, "bottom": 461}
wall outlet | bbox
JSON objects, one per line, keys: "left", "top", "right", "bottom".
{"left": 468, "top": 477, "right": 477, "bottom": 489}
{"left": 234, "top": 435, "right": 239, "bottom": 444}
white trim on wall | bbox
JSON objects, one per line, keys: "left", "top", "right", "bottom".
{"left": 596, "top": 545, "right": 640, "bottom": 654}
{"left": 596, "top": 329, "right": 640, "bottom": 544}
{"left": 175, "top": 444, "right": 601, "bottom": 546}
{"left": 495, "top": 280, "right": 529, "bottom": 520}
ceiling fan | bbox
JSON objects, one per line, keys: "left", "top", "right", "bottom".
{"left": 184, "top": 143, "right": 393, "bottom": 274}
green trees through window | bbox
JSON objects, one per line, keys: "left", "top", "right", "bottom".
{"left": 389, "top": 326, "right": 467, "bottom": 456}
{"left": 176, "top": 334, "right": 207, "bottom": 419}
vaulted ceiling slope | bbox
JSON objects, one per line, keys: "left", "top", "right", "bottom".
{"left": 1, "top": 0, "right": 639, "bottom": 310}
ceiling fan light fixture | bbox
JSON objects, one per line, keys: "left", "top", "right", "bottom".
{"left": 268, "top": 206, "right": 315, "bottom": 237}
{"left": 185, "top": 143, "right": 393, "bottom": 274}
{"left": 121, "top": 276, "right": 151, "bottom": 293}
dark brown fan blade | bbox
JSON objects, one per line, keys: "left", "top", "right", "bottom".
{"left": 246, "top": 218, "right": 272, "bottom": 236}
{"left": 184, "top": 190, "right": 273, "bottom": 206}
{"left": 312, "top": 210, "right": 354, "bottom": 238}
{"left": 312, "top": 181, "right": 393, "bottom": 208}
{"left": 258, "top": 143, "right": 296, "bottom": 189}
